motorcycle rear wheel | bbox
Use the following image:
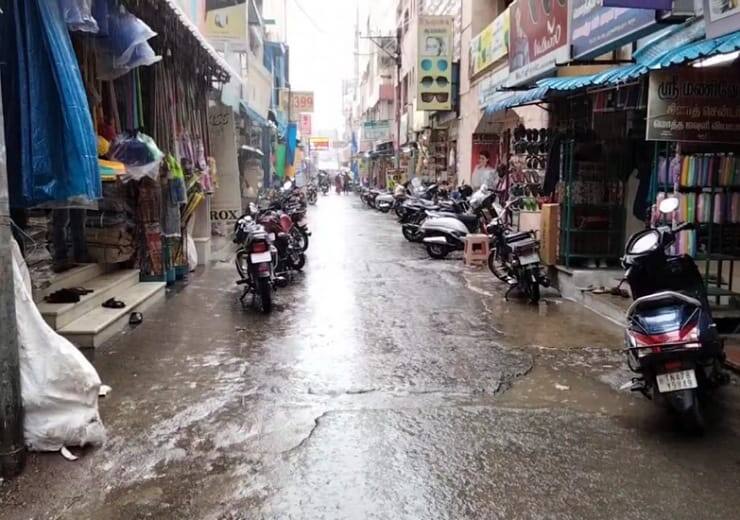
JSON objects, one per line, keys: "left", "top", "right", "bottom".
{"left": 402, "top": 226, "right": 421, "bottom": 242}
{"left": 378, "top": 205, "right": 391, "bottom": 213}
{"left": 256, "top": 278, "right": 273, "bottom": 314}
{"left": 292, "top": 228, "right": 309, "bottom": 251}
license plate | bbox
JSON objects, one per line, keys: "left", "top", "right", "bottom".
{"left": 519, "top": 252, "right": 540, "bottom": 265}
{"left": 656, "top": 369, "right": 697, "bottom": 393}
{"left": 251, "top": 252, "right": 272, "bottom": 263}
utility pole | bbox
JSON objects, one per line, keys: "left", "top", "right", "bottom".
{"left": 0, "top": 76, "right": 26, "bottom": 479}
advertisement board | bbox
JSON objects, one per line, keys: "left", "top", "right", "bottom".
{"left": 202, "top": 0, "right": 247, "bottom": 41}
{"left": 309, "top": 137, "right": 331, "bottom": 151}
{"left": 703, "top": 0, "right": 740, "bottom": 38}
{"left": 470, "top": 8, "right": 510, "bottom": 77}
{"left": 572, "top": 1, "right": 662, "bottom": 60}
{"left": 507, "top": 0, "right": 570, "bottom": 86}
{"left": 362, "top": 120, "right": 392, "bottom": 141}
{"left": 603, "top": 0, "right": 672, "bottom": 7}
{"left": 207, "top": 103, "right": 242, "bottom": 222}
{"left": 417, "top": 15, "right": 454, "bottom": 111}
{"left": 299, "top": 113, "right": 312, "bottom": 137}
{"left": 279, "top": 90, "right": 315, "bottom": 115}
{"left": 646, "top": 67, "right": 740, "bottom": 143}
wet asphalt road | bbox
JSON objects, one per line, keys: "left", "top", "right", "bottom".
{"left": 2, "top": 193, "right": 740, "bottom": 519}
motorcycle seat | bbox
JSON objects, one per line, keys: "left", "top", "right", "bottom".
{"left": 455, "top": 214, "right": 480, "bottom": 229}
{"left": 504, "top": 231, "right": 532, "bottom": 243}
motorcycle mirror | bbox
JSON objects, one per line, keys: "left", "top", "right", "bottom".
{"left": 658, "top": 197, "right": 680, "bottom": 215}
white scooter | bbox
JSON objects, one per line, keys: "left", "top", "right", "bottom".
{"left": 421, "top": 187, "right": 495, "bottom": 259}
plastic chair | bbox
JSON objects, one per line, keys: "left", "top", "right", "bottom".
{"left": 464, "top": 234, "right": 489, "bottom": 266}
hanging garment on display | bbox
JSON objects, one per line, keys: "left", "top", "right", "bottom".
{"left": 2, "top": 0, "right": 101, "bottom": 207}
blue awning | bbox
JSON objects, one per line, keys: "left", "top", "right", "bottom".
{"left": 485, "top": 22, "right": 740, "bottom": 112}
{"left": 240, "top": 100, "right": 268, "bottom": 127}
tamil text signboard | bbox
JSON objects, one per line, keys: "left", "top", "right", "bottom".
{"left": 417, "top": 15, "right": 453, "bottom": 111}
{"left": 309, "top": 137, "right": 330, "bottom": 151}
{"left": 647, "top": 67, "right": 740, "bottom": 144}
{"left": 202, "top": 0, "right": 247, "bottom": 42}
{"left": 470, "top": 8, "right": 510, "bottom": 78}
{"left": 299, "top": 113, "right": 312, "bottom": 137}
{"left": 572, "top": 1, "right": 662, "bottom": 60}
{"left": 507, "top": 0, "right": 570, "bottom": 86}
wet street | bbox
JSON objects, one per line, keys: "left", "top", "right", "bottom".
{"left": 2, "top": 194, "right": 740, "bottom": 519}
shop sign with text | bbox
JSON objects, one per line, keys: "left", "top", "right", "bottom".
{"left": 299, "top": 113, "right": 312, "bottom": 137}
{"left": 202, "top": 0, "right": 247, "bottom": 41}
{"left": 279, "top": 90, "right": 315, "bottom": 115}
{"left": 647, "top": 67, "right": 740, "bottom": 143}
{"left": 470, "top": 8, "right": 510, "bottom": 77}
{"left": 507, "top": 0, "right": 570, "bottom": 86}
{"left": 603, "top": 1, "right": 672, "bottom": 7}
{"left": 309, "top": 137, "right": 330, "bottom": 151}
{"left": 362, "top": 120, "right": 392, "bottom": 141}
{"left": 207, "top": 103, "right": 242, "bottom": 221}
{"left": 703, "top": 0, "right": 740, "bottom": 38}
{"left": 572, "top": 0, "right": 663, "bottom": 60}
{"left": 417, "top": 15, "right": 454, "bottom": 111}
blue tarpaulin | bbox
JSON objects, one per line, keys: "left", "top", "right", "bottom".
{"left": 286, "top": 122, "right": 297, "bottom": 166}
{"left": 1, "top": 0, "right": 100, "bottom": 207}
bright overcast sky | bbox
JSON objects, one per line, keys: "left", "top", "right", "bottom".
{"left": 269, "top": 0, "right": 396, "bottom": 137}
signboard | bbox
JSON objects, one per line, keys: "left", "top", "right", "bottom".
{"left": 207, "top": 103, "right": 242, "bottom": 222}
{"left": 646, "top": 67, "right": 740, "bottom": 143}
{"left": 703, "top": 0, "right": 740, "bottom": 38}
{"left": 417, "top": 15, "right": 454, "bottom": 111}
{"left": 309, "top": 137, "right": 330, "bottom": 151}
{"left": 603, "top": 0, "right": 672, "bottom": 7}
{"left": 470, "top": 8, "right": 510, "bottom": 77}
{"left": 507, "top": 0, "right": 570, "bottom": 86}
{"left": 202, "top": 0, "right": 247, "bottom": 41}
{"left": 362, "top": 120, "right": 392, "bottom": 141}
{"left": 279, "top": 90, "right": 315, "bottom": 115}
{"left": 299, "top": 113, "right": 312, "bottom": 137}
{"left": 572, "top": 1, "right": 662, "bottom": 60}
{"left": 478, "top": 66, "right": 511, "bottom": 108}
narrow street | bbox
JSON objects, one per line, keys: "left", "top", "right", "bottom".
{"left": 3, "top": 194, "right": 740, "bottom": 519}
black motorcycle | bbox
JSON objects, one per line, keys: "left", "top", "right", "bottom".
{"left": 621, "top": 197, "right": 728, "bottom": 432}
{"left": 234, "top": 216, "right": 276, "bottom": 313}
{"left": 306, "top": 182, "right": 318, "bottom": 205}
{"left": 486, "top": 198, "right": 549, "bottom": 303}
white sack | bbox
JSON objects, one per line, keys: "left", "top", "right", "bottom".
{"left": 187, "top": 234, "right": 198, "bottom": 271}
{"left": 12, "top": 240, "right": 107, "bottom": 451}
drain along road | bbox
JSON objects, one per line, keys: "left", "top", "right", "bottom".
{"left": 3, "top": 194, "right": 740, "bottom": 519}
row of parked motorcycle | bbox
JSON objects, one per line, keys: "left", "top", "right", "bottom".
{"left": 361, "top": 180, "right": 550, "bottom": 303}
{"left": 232, "top": 181, "right": 312, "bottom": 313}
{"left": 361, "top": 181, "right": 731, "bottom": 432}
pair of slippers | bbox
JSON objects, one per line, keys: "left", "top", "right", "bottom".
{"left": 101, "top": 298, "right": 126, "bottom": 309}
{"left": 45, "top": 287, "right": 93, "bottom": 304}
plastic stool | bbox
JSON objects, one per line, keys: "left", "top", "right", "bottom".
{"left": 464, "top": 234, "right": 489, "bottom": 266}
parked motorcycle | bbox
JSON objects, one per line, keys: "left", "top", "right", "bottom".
{"left": 234, "top": 216, "right": 276, "bottom": 313}
{"left": 250, "top": 203, "right": 306, "bottom": 276}
{"left": 306, "top": 182, "right": 318, "bottom": 205}
{"left": 621, "top": 196, "right": 728, "bottom": 432}
{"left": 420, "top": 188, "right": 494, "bottom": 259}
{"left": 486, "top": 198, "right": 549, "bottom": 303}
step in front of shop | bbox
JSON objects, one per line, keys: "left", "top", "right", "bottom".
{"left": 59, "top": 281, "right": 166, "bottom": 349}
{"left": 38, "top": 269, "right": 141, "bottom": 330}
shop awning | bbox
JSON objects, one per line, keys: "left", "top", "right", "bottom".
{"left": 533, "top": 21, "right": 740, "bottom": 93}
{"left": 483, "top": 86, "right": 549, "bottom": 115}
{"left": 240, "top": 101, "right": 269, "bottom": 127}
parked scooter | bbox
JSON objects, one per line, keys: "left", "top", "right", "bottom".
{"left": 306, "top": 182, "right": 318, "bottom": 205}
{"left": 486, "top": 198, "right": 549, "bottom": 303}
{"left": 621, "top": 196, "right": 728, "bottom": 432}
{"left": 421, "top": 188, "right": 494, "bottom": 259}
{"left": 234, "top": 215, "right": 277, "bottom": 313}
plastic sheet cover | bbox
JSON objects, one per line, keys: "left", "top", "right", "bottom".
{"left": 2, "top": 0, "right": 101, "bottom": 207}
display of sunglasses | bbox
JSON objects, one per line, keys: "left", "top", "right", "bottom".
{"left": 421, "top": 76, "right": 449, "bottom": 88}
{"left": 421, "top": 92, "right": 449, "bottom": 103}
{"left": 437, "top": 59, "right": 448, "bottom": 71}
{"left": 421, "top": 58, "right": 433, "bottom": 71}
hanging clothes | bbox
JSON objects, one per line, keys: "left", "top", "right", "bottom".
{"left": 2, "top": 0, "right": 101, "bottom": 207}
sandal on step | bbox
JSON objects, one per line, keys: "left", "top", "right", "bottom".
{"left": 101, "top": 298, "right": 126, "bottom": 309}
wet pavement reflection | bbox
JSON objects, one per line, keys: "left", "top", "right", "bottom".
{"left": 2, "top": 193, "right": 740, "bottom": 519}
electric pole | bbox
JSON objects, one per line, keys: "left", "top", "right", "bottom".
{"left": 0, "top": 77, "right": 26, "bottom": 479}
